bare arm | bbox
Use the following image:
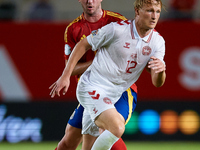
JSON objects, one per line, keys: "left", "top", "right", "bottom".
{"left": 49, "top": 38, "right": 92, "bottom": 97}
{"left": 65, "top": 59, "right": 93, "bottom": 76}
{"left": 146, "top": 56, "right": 166, "bottom": 87}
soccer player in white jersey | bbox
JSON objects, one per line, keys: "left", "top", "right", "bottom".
{"left": 50, "top": 0, "right": 166, "bottom": 149}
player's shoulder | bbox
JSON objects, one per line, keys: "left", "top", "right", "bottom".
{"left": 102, "top": 20, "right": 131, "bottom": 32}
{"left": 152, "top": 29, "right": 165, "bottom": 44}
{"left": 153, "top": 29, "right": 165, "bottom": 41}
{"left": 112, "top": 20, "right": 132, "bottom": 29}
{"left": 66, "top": 15, "right": 83, "bottom": 29}
{"left": 105, "top": 20, "right": 131, "bottom": 38}
{"left": 104, "top": 20, "right": 131, "bottom": 35}
{"left": 104, "top": 10, "right": 127, "bottom": 21}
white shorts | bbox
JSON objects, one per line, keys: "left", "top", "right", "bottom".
{"left": 82, "top": 110, "right": 100, "bottom": 137}
{"left": 76, "top": 81, "right": 118, "bottom": 122}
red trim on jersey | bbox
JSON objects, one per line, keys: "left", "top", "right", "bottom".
{"left": 117, "top": 21, "right": 124, "bottom": 25}
{"left": 130, "top": 20, "right": 135, "bottom": 39}
{"left": 124, "top": 20, "right": 131, "bottom": 25}
{"left": 146, "top": 30, "right": 153, "bottom": 43}
{"left": 154, "top": 29, "right": 162, "bottom": 36}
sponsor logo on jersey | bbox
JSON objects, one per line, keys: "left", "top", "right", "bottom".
{"left": 88, "top": 90, "right": 100, "bottom": 100}
{"left": 123, "top": 42, "right": 130, "bottom": 49}
{"left": 93, "top": 107, "right": 98, "bottom": 114}
{"left": 142, "top": 46, "right": 152, "bottom": 56}
{"left": 103, "top": 97, "right": 112, "bottom": 104}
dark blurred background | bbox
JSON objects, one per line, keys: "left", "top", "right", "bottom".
{"left": 0, "top": 0, "right": 200, "bottom": 143}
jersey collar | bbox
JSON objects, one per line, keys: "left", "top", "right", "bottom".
{"left": 131, "top": 20, "right": 153, "bottom": 43}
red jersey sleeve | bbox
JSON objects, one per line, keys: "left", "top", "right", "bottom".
{"left": 64, "top": 15, "right": 84, "bottom": 60}
{"left": 64, "top": 23, "right": 76, "bottom": 60}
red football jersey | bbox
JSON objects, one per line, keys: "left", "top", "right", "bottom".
{"left": 64, "top": 10, "right": 126, "bottom": 60}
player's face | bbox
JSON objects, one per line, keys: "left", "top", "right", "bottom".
{"left": 78, "top": 0, "right": 103, "bottom": 16}
{"left": 136, "top": 0, "right": 161, "bottom": 30}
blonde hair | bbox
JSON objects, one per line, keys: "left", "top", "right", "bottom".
{"left": 134, "top": 0, "right": 163, "bottom": 9}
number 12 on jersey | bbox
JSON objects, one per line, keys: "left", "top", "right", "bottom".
{"left": 126, "top": 60, "right": 137, "bottom": 73}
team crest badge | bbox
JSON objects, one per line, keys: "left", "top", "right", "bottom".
{"left": 142, "top": 46, "right": 152, "bottom": 56}
{"left": 91, "top": 30, "right": 98, "bottom": 37}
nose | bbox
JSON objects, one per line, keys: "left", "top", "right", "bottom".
{"left": 152, "top": 12, "right": 156, "bottom": 20}
{"left": 87, "top": 0, "right": 93, "bottom": 3}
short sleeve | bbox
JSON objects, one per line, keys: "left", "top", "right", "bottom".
{"left": 154, "top": 36, "right": 165, "bottom": 64}
{"left": 87, "top": 22, "right": 115, "bottom": 51}
{"left": 64, "top": 25, "right": 76, "bottom": 59}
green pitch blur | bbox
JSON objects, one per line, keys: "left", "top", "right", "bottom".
{"left": 1, "top": 141, "right": 200, "bottom": 150}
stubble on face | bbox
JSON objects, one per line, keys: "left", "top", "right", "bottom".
{"left": 136, "top": 0, "right": 161, "bottom": 37}
{"left": 80, "top": 0, "right": 102, "bottom": 16}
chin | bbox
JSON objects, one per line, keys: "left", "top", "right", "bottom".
{"left": 149, "top": 25, "right": 155, "bottom": 29}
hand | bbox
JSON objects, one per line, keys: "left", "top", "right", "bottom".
{"left": 49, "top": 76, "right": 70, "bottom": 98}
{"left": 148, "top": 56, "right": 166, "bottom": 73}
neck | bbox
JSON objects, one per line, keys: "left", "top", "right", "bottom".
{"left": 84, "top": 9, "right": 103, "bottom": 22}
{"left": 135, "top": 20, "right": 152, "bottom": 38}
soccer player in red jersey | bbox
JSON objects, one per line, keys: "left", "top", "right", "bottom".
{"left": 50, "top": 0, "right": 137, "bottom": 149}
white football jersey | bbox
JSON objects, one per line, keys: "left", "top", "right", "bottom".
{"left": 79, "top": 20, "right": 165, "bottom": 103}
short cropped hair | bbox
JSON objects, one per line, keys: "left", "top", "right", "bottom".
{"left": 134, "top": 0, "right": 163, "bottom": 9}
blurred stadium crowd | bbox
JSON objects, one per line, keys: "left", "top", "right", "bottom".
{"left": 0, "top": 0, "right": 200, "bottom": 22}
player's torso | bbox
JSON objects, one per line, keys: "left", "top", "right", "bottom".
{"left": 71, "top": 11, "right": 124, "bottom": 62}
{"left": 91, "top": 20, "right": 159, "bottom": 88}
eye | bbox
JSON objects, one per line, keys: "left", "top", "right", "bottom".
{"left": 156, "top": 10, "right": 161, "bottom": 13}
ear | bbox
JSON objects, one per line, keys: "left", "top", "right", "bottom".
{"left": 135, "top": 8, "right": 139, "bottom": 16}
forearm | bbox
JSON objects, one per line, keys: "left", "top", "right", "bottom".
{"left": 65, "top": 60, "right": 93, "bottom": 76}
{"left": 147, "top": 56, "right": 166, "bottom": 87}
{"left": 151, "top": 70, "right": 166, "bottom": 87}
